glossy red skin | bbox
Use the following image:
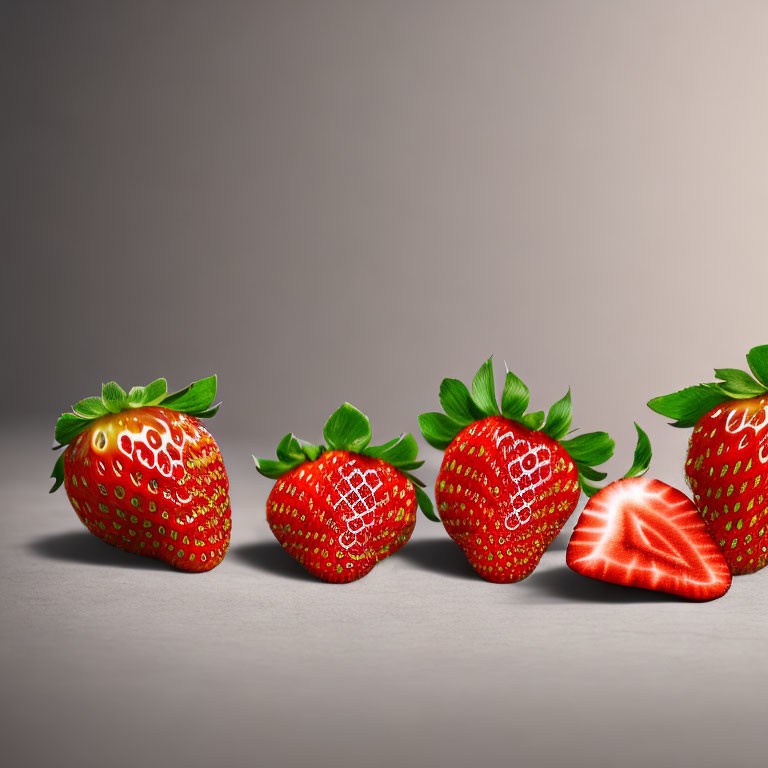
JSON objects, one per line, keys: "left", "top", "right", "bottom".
{"left": 685, "top": 396, "right": 768, "bottom": 575}
{"left": 435, "top": 416, "right": 581, "bottom": 583}
{"left": 266, "top": 451, "right": 417, "bottom": 583}
{"left": 62, "top": 407, "right": 231, "bottom": 572}
{"left": 566, "top": 477, "right": 732, "bottom": 601}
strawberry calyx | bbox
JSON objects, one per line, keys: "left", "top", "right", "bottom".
{"left": 418, "top": 357, "right": 615, "bottom": 496}
{"left": 623, "top": 423, "right": 653, "bottom": 479}
{"left": 253, "top": 403, "right": 438, "bottom": 521}
{"left": 50, "top": 375, "right": 220, "bottom": 493}
{"left": 575, "top": 422, "right": 652, "bottom": 495}
{"left": 648, "top": 345, "right": 768, "bottom": 428}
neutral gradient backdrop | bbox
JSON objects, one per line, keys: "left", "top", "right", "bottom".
{"left": 2, "top": 2, "right": 768, "bottom": 768}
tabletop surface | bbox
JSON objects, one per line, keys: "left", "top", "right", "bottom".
{"left": 2, "top": 427, "right": 766, "bottom": 768}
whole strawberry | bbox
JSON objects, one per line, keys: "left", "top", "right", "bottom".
{"left": 649, "top": 344, "right": 768, "bottom": 574}
{"left": 419, "top": 358, "right": 614, "bottom": 583}
{"left": 254, "top": 403, "right": 436, "bottom": 583}
{"left": 50, "top": 377, "right": 231, "bottom": 572}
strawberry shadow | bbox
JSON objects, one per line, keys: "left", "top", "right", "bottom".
{"left": 527, "top": 565, "right": 688, "bottom": 603}
{"left": 398, "top": 538, "right": 477, "bottom": 580}
{"left": 231, "top": 541, "right": 317, "bottom": 581}
{"left": 28, "top": 530, "right": 168, "bottom": 570}
{"left": 545, "top": 534, "right": 569, "bottom": 552}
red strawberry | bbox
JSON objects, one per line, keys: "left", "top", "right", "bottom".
{"left": 566, "top": 430, "right": 732, "bottom": 601}
{"left": 419, "top": 358, "right": 614, "bottom": 583}
{"left": 649, "top": 345, "right": 768, "bottom": 574}
{"left": 253, "top": 403, "right": 436, "bottom": 583}
{"left": 50, "top": 377, "right": 231, "bottom": 572}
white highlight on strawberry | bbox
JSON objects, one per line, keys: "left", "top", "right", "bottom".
{"left": 724, "top": 405, "right": 768, "bottom": 436}
{"left": 112, "top": 419, "right": 200, "bottom": 488}
{"left": 334, "top": 466, "right": 383, "bottom": 551}
{"left": 494, "top": 429, "right": 552, "bottom": 531}
{"left": 722, "top": 404, "right": 768, "bottom": 464}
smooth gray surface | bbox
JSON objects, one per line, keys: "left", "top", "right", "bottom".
{"left": 2, "top": 428, "right": 767, "bottom": 768}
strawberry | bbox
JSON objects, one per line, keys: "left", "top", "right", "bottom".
{"left": 253, "top": 403, "right": 436, "bottom": 583}
{"left": 566, "top": 427, "right": 732, "bottom": 601}
{"left": 50, "top": 376, "right": 231, "bottom": 572}
{"left": 649, "top": 344, "right": 768, "bottom": 575}
{"left": 418, "top": 358, "right": 614, "bottom": 583}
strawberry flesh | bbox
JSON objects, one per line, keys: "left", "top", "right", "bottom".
{"left": 566, "top": 477, "right": 731, "bottom": 600}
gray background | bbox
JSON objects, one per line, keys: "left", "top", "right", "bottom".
{"left": 2, "top": 2, "right": 767, "bottom": 767}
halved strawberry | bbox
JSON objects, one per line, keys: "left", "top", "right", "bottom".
{"left": 50, "top": 377, "right": 231, "bottom": 572}
{"left": 253, "top": 404, "right": 436, "bottom": 583}
{"left": 566, "top": 427, "right": 732, "bottom": 601}
{"left": 648, "top": 344, "right": 768, "bottom": 574}
{"left": 419, "top": 358, "right": 614, "bottom": 583}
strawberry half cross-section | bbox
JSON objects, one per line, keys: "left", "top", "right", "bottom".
{"left": 567, "top": 477, "right": 732, "bottom": 601}
{"left": 566, "top": 426, "right": 731, "bottom": 601}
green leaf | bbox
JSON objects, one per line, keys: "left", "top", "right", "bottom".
{"left": 413, "top": 484, "right": 439, "bottom": 522}
{"left": 101, "top": 381, "right": 127, "bottom": 413}
{"left": 394, "top": 460, "right": 425, "bottom": 471}
{"left": 579, "top": 465, "right": 607, "bottom": 482}
{"left": 521, "top": 411, "right": 545, "bottom": 431}
{"left": 471, "top": 357, "right": 500, "bottom": 416}
{"left": 323, "top": 403, "right": 372, "bottom": 452}
{"left": 647, "top": 383, "right": 731, "bottom": 428}
{"left": 127, "top": 386, "right": 146, "bottom": 406}
{"left": 747, "top": 345, "right": 768, "bottom": 388}
{"left": 560, "top": 431, "right": 615, "bottom": 467}
{"left": 161, "top": 375, "right": 217, "bottom": 414}
{"left": 578, "top": 475, "right": 601, "bottom": 497}
{"left": 72, "top": 397, "right": 108, "bottom": 419}
{"left": 624, "top": 423, "right": 652, "bottom": 478}
{"left": 50, "top": 453, "right": 65, "bottom": 493}
{"left": 252, "top": 457, "right": 296, "bottom": 479}
{"left": 364, "top": 436, "right": 400, "bottom": 455}
{"left": 439, "top": 378, "right": 481, "bottom": 425}
{"left": 365, "top": 433, "right": 419, "bottom": 467}
{"left": 418, "top": 412, "right": 463, "bottom": 450}
{"left": 714, "top": 368, "right": 766, "bottom": 399}
{"left": 298, "top": 440, "right": 323, "bottom": 461}
{"left": 54, "top": 413, "right": 92, "bottom": 446}
{"left": 193, "top": 405, "right": 221, "bottom": 419}
{"left": 500, "top": 368, "right": 530, "bottom": 421}
{"left": 143, "top": 378, "right": 168, "bottom": 405}
{"left": 276, "top": 433, "right": 305, "bottom": 463}
{"left": 542, "top": 389, "right": 572, "bottom": 440}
